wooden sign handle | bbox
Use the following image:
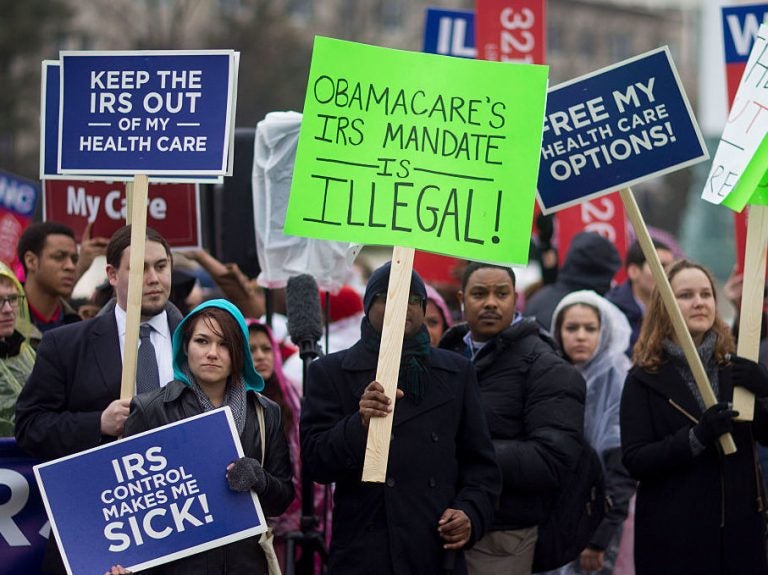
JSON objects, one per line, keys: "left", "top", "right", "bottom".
{"left": 619, "top": 188, "right": 737, "bottom": 455}
{"left": 733, "top": 205, "right": 768, "bottom": 421}
{"left": 362, "top": 246, "right": 415, "bottom": 482}
{"left": 119, "top": 174, "right": 149, "bottom": 401}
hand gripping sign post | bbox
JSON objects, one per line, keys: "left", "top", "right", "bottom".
{"left": 56, "top": 50, "right": 237, "bottom": 401}
{"left": 702, "top": 24, "right": 768, "bottom": 422}
{"left": 34, "top": 408, "right": 267, "bottom": 575}
{"left": 537, "top": 48, "right": 738, "bottom": 454}
{"left": 285, "top": 36, "right": 548, "bottom": 481}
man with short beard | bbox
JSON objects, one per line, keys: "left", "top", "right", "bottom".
{"left": 15, "top": 225, "right": 182, "bottom": 575}
{"left": 440, "top": 262, "right": 585, "bottom": 575}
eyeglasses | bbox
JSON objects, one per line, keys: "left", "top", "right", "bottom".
{"left": 374, "top": 293, "right": 424, "bottom": 306}
{"left": 0, "top": 294, "right": 23, "bottom": 308}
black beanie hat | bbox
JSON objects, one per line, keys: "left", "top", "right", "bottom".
{"left": 363, "top": 261, "right": 428, "bottom": 316}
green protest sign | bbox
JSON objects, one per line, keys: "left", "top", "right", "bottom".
{"left": 721, "top": 135, "right": 768, "bottom": 210}
{"left": 285, "top": 36, "right": 549, "bottom": 265}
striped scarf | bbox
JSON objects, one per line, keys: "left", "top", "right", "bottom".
{"left": 184, "top": 364, "right": 247, "bottom": 434}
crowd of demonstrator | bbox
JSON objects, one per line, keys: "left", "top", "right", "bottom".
{"left": 2, "top": 222, "right": 768, "bottom": 575}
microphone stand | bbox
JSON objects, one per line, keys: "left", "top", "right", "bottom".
{"left": 284, "top": 337, "right": 328, "bottom": 575}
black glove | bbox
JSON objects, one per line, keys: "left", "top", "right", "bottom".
{"left": 536, "top": 213, "right": 554, "bottom": 251}
{"left": 227, "top": 457, "right": 267, "bottom": 493}
{"left": 730, "top": 355, "right": 768, "bottom": 397}
{"left": 692, "top": 402, "right": 739, "bottom": 446}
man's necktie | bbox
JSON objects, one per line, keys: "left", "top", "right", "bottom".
{"left": 136, "top": 323, "right": 161, "bottom": 394}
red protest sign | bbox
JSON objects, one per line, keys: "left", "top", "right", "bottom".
{"left": 475, "top": 0, "right": 546, "bottom": 64}
{"left": 43, "top": 180, "right": 201, "bottom": 248}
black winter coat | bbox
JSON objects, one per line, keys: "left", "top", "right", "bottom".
{"left": 124, "top": 380, "right": 295, "bottom": 575}
{"left": 440, "top": 319, "right": 586, "bottom": 530}
{"left": 621, "top": 362, "right": 768, "bottom": 575}
{"left": 300, "top": 340, "right": 501, "bottom": 575}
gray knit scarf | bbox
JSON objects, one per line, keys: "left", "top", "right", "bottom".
{"left": 662, "top": 331, "right": 720, "bottom": 412}
{"left": 183, "top": 364, "right": 247, "bottom": 434}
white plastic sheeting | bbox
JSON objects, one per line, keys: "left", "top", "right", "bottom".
{"left": 252, "top": 111, "right": 360, "bottom": 293}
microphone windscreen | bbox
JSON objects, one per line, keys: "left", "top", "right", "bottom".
{"left": 286, "top": 274, "right": 324, "bottom": 345}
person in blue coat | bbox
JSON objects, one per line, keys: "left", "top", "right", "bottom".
{"left": 300, "top": 262, "right": 500, "bottom": 575}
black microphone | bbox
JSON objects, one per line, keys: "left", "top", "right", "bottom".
{"left": 286, "top": 274, "right": 323, "bottom": 361}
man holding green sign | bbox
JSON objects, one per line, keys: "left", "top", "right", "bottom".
{"left": 290, "top": 36, "right": 548, "bottom": 575}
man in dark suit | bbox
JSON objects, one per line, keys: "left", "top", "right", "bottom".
{"left": 14, "top": 224, "right": 182, "bottom": 573}
{"left": 16, "top": 223, "right": 182, "bottom": 455}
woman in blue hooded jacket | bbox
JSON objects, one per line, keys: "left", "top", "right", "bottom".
{"left": 118, "top": 299, "right": 294, "bottom": 574}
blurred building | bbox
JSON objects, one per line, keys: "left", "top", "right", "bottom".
{"left": 5, "top": 0, "right": 716, "bottom": 268}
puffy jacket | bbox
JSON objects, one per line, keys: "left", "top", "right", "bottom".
{"left": 440, "top": 318, "right": 585, "bottom": 529}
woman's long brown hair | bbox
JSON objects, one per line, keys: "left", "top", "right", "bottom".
{"left": 632, "top": 259, "right": 735, "bottom": 371}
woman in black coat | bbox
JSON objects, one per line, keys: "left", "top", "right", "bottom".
{"left": 620, "top": 260, "right": 768, "bottom": 575}
{"left": 106, "top": 299, "right": 294, "bottom": 575}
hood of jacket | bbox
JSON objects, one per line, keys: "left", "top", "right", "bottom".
{"left": 0, "top": 261, "right": 31, "bottom": 341}
{"left": 172, "top": 298, "right": 264, "bottom": 392}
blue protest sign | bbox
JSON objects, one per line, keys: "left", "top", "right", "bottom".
{"left": 34, "top": 408, "right": 265, "bottom": 575}
{"left": 0, "top": 171, "right": 39, "bottom": 219}
{"left": 722, "top": 3, "right": 768, "bottom": 64}
{"left": 0, "top": 439, "right": 47, "bottom": 575}
{"left": 423, "top": 8, "right": 476, "bottom": 57}
{"left": 537, "top": 47, "right": 708, "bottom": 213}
{"left": 41, "top": 61, "right": 224, "bottom": 183}
{"left": 57, "top": 51, "right": 236, "bottom": 176}
{"left": 40, "top": 61, "right": 63, "bottom": 181}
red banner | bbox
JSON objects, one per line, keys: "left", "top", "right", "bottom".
{"left": 556, "top": 193, "right": 628, "bottom": 284}
{"left": 475, "top": 0, "right": 546, "bottom": 64}
{"left": 43, "top": 180, "right": 200, "bottom": 248}
{"left": 413, "top": 251, "right": 461, "bottom": 286}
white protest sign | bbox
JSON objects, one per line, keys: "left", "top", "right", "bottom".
{"left": 701, "top": 23, "right": 768, "bottom": 211}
